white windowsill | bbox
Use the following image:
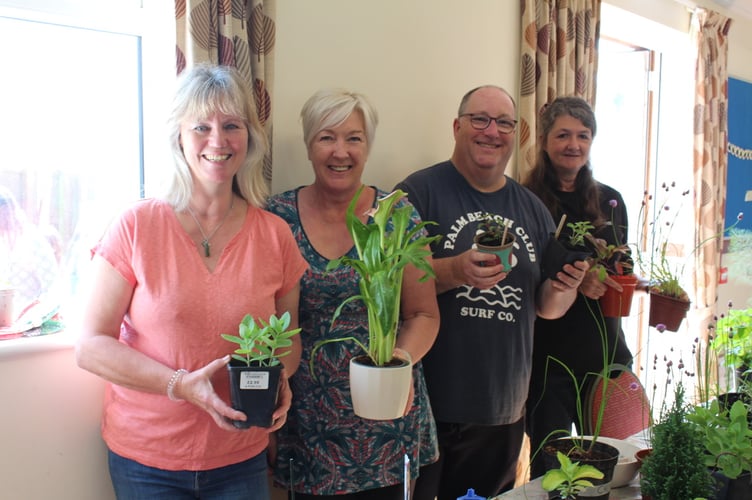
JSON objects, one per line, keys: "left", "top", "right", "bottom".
{"left": 0, "top": 330, "right": 75, "bottom": 360}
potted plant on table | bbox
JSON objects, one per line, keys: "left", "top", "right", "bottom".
{"left": 221, "top": 311, "right": 301, "bottom": 429}
{"left": 541, "top": 451, "right": 604, "bottom": 500}
{"left": 309, "top": 186, "right": 441, "bottom": 420}
{"left": 473, "top": 212, "right": 515, "bottom": 272}
{"left": 639, "top": 381, "right": 716, "bottom": 500}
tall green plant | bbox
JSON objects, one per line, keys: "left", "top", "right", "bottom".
{"left": 310, "top": 186, "right": 440, "bottom": 369}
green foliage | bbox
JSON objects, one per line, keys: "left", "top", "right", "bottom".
{"left": 311, "top": 186, "right": 441, "bottom": 369}
{"left": 540, "top": 451, "right": 604, "bottom": 500}
{"left": 565, "top": 220, "right": 594, "bottom": 248}
{"left": 687, "top": 398, "right": 752, "bottom": 479}
{"left": 475, "top": 212, "right": 512, "bottom": 246}
{"left": 711, "top": 307, "right": 752, "bottom": 370}
{"left": 221, "top": 311, "right": 301, "bottom": 367}
{"left": 639, "top": 383, "right": 715, "bottom": 500}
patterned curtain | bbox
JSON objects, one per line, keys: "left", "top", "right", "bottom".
{"left": 691, "top": 9, "right": 732, "bottom": 323}
{"left": 518, "top": 0, "right": 601, "bottom": 179}
{"left": 175, "top": 0, "right": 276, "bottom": 187}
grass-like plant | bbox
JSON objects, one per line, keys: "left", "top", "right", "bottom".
{"left": 310, "top": 186, "right": 440, "bottom": 369}
{"left": 221, "top": 311, "right": 301, "bottom": 367}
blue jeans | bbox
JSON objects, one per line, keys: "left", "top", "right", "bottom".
{"left": 108, "top": 449, "right": 270, "bottom": 500}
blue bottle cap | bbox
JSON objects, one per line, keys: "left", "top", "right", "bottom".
{"left": 457, "top": 488, "right": 485, "bottom": 500}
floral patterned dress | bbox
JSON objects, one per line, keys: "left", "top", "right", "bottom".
{"left": 267, "top": 187, "right": 438, "bottom": 495}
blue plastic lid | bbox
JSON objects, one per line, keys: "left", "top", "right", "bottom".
{"left": 457, "top": 488, "right": 485, "bottom": 500}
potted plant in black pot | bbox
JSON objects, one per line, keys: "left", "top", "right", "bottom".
{"left": 309, "top": 186, "right": 441, "bottom": 420}
{"left": 541, "top": 216, "right": 594, "bottom": 281}
{"left": 473, "top": 212, "right": 516, "bottom": 272}
{"left": 221, "top": 311, "right": 301, "bottom": 429}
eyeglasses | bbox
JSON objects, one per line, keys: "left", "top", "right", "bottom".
{"left": 459, "top": 113, "right": 518, "bottom": 134}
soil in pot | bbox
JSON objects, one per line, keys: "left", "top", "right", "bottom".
{"left": 541, "top": 438, "right": 620, "bottom": 500}
{"left": 648, "top": 291, "right": 690, "bottom": 331}
{"left": 226, "top": 361, "right": 282, "bottom": 429}
{"left": 541, "top": 235, "right": 592, "bottom": 281}
{"left": 599, "top": 274, "right": 638, "bottom": 317}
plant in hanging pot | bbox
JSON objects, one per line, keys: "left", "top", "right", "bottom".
{"left": 636, "top": 182, "right": 743, "bottom": 331}
{"left": 472, "top": 212, "right": 515, "bottom": 272}
{"left": 221, "top": 311, "right": 301, "bottom": 429}
{"left": 309, "top": 186, "right": 441, "bottom": 420}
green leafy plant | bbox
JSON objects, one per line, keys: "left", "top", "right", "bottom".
{"left": 221, "top": 311, "right": 301, "bottom": 367}
{"left": 541, "top": 451, "right": 604, "bottom": 500}
{"left": 309, "top": 186, "right": 440, "bottom": 369}
{"left": 687, "top": 397, "right": 752, "bottom": 480}
{"left": 475, "top": 212, "right": 512, "bottom": 246}
{"left": 711, "top": 306, "right": 752, "bottom": 373}
{"left": 565, "top": 220, "right": 595, "bottom": 248}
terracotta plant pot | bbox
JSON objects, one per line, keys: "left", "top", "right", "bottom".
{"left": 648, "top": 291, "right": 690, "bottom": 331}
{"left": 541, "top": 438, "right": 620, "bottom": 500}
{"left": 473, "top": 232, "right": 516, "bottom": 272}
{"left": 541, "top": 235, "right": 593, "bottom": 281}
{"left": 599, "top": 274, "right": 638, "bottom": 317}
{"left": 349, "top": 354, "right": 412, "bottom": 420}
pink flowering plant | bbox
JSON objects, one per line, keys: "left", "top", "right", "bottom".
{"left": 584, "top": 198, "right": 632, "bottom": 281}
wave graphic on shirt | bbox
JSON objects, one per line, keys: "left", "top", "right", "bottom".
{"left": 455, "top": 284, "right": 523, "bottom": 310}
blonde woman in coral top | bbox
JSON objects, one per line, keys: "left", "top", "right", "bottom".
{"left": 76, "top": 64, "right": 307, "bottom": 500}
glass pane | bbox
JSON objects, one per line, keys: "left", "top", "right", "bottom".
{"left": 0, "top": 15, "right": 142, "bottom": 336}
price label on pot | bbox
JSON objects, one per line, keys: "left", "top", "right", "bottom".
{"left": 239, "top": 371, "right": 270, "bottom": 390}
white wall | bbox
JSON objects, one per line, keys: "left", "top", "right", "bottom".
{"left": 3, "top": 1, "right": 752, "bottom": 499}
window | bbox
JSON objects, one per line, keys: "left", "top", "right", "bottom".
{"left": 0, "top": 1, "right": 173, "bottom": 343}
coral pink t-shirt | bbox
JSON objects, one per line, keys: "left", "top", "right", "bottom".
{"left": 94, "top": 198, "right": 307, "bottom": 471}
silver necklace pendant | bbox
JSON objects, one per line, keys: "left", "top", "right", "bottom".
{"left": 202, "top": 240, "right": 211, "bottom": 257}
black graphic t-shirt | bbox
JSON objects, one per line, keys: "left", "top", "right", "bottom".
{"left": 396, "top": 161, "right": 555, "bottom": 424}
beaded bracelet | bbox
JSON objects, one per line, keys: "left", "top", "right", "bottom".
{"left": 166, "top": 368, "right": 188, "bottom": 401}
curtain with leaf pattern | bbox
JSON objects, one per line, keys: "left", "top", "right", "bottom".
{"left": 691, "top": 9, "right": 732, "bottom": 323}
{"left": 175, "top": 0, "right": 276, "bottom": 187}
{"left": 517, "top": 0, "right": 601, "bottom": 180}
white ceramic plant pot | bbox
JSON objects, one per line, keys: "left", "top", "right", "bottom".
{"left": 349, "top": 355, "right": 412, "bottom": 420}
{"left": 0, "top": 288, "right": 15, "bottom": 328}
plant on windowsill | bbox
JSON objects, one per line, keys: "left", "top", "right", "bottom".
{"left": 309, "top": 185, "right": 441, "bottom": 420}
{"left": 221, "top": 311, "right": 301, "bottom": 429}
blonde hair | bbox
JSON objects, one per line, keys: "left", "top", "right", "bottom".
{"left": 164, "top": 64, "right": 269, "bottom": 210}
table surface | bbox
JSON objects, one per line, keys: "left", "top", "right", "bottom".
{"left": 494, "top": 476, "right": 641, "bottom": 499}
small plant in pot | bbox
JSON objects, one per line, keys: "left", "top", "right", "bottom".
{"left": 309, "top": 186, "right": 441, "bottom": 420}
{"left": 473, "top": 212, "right": 515, "bottom": 272}
{"left": 541, "top": 451, "right": 604, "bottom": 500}
{"left": 221, "top": 311, "right": 301, "bottom": 429}
{"left": 541, "top": 215, "right": 594, "bottom": 281}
